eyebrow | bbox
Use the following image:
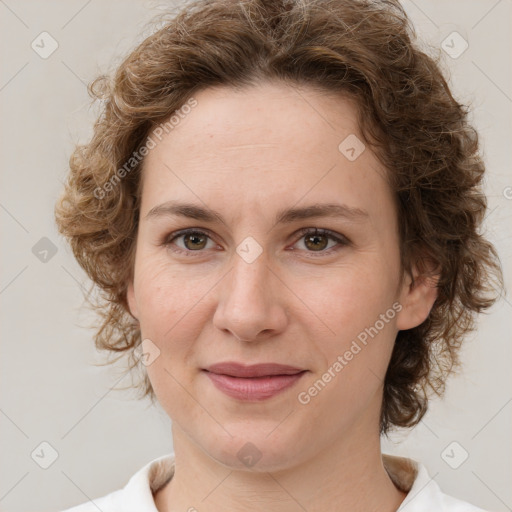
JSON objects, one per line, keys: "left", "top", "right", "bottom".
{"left": 144, "top": 200, "right": 369, "bottom": 225}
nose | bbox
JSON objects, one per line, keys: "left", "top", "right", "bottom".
{"left": 212, "top": 251, "right": 288, "bottom": 342}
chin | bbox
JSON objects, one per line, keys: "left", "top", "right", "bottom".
{"left": 197, "top": 427, "right": 305, "bottom": 473}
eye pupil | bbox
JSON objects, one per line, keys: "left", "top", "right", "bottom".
{"left": 305, "top": 234, "right": 328, "bottom": 251}
{"left": 184, "top": 233, "right": 207, "bottom": 250}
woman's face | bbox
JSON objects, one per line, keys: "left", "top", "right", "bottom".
{"left": 127, "top": 82, "right": 430, "bottom": 471}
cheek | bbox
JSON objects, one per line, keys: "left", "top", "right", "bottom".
{"left": 295, "top": 263, "right": 401, "bottom": 400}
{"left": 133, "top": 258, "right": 208, "bottom": 370}
{"left": 297, "top": 262, "right": 399, "bottom": 336}
{"left": 134, "top": 258, "right": 207, "bottom": 418}
{"left": 297, "top": 297, "right": 399, "bottom": 423}
{"left": 146, "top": 357, "right": 206, "bottom": 431}
{"left": 135, "top": 256, "right": 193, "bottom": 323}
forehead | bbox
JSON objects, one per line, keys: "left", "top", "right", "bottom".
{"left": 139, "top": 82, "right": 391, "bottom": 220}
{"left": 147, "top": 82, "right": 364, "bottom": 159}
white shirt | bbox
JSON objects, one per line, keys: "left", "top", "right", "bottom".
{"left": 61, "top": 453, "right": 488, "bottom": 511}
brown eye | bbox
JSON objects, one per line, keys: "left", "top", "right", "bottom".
{"left": 165, "top": 229, "right": 216, "bottom": 253}
{"left": 304, "top": 232, "right": 329, "bottom": 251}
{"left": 183, "top": 232, "right": 208, "bottom": 250}
{"left": 293, "top": 228, "right": 349, "bottom": 255}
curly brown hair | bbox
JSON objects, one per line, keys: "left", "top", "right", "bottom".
{"left": 54, "top": 0, "right": 503, "bottom": 435}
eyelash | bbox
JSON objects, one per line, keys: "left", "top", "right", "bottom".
{"left": 162, "top": 227, "right": 349, "bottom": 258}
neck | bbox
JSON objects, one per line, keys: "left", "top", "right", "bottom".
{"left": 155, "top": 422, "right": 406, "bottom": 512}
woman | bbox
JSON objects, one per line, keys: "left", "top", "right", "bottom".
{"left": 55, "top": 0, "right": 503, "bottom": 510}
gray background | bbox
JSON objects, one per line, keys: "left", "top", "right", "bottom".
{"left": 0, "top": 1, "right": 510, "bottom": 511}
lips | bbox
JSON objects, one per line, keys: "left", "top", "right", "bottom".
{"left": 205, "top": 362, "right": 305, "bottom": 378}
{"left": 202, "top": 362, "right": 307, "bottom": 401}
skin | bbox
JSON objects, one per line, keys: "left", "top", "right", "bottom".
{"left": 126, "top": 81, "right": 438, "bottom": 512}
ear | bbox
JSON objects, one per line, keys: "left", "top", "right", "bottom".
{"left": 126, "top": 279, "right": 139, "bottom": 321}
{"left": 396, "top": 260, "right": 439, "bottom": 331}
